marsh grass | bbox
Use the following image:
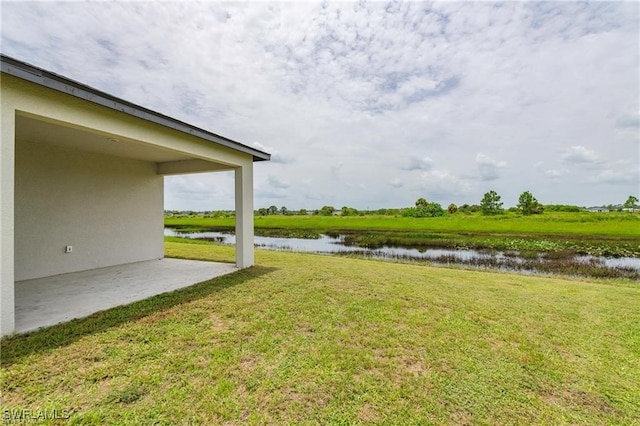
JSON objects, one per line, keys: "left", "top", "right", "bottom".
{"left": 166, "top": 211, "right": 640, "bottom": 236}
{"left": 166, "top": 212, "right": 640, "bottom": 258}
{"left": 334, "top": 231, "right": 639, "bottom": 257}
{"left": 2, "top": 242, "right": 639, "bottom": 424}
{"left": 336, "top": 250, "right": 640, "bottom": 280}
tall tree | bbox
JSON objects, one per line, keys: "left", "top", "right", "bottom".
{"left": 319, "top": 206, "right": 335, "bottom": 216}
{"left": 341, "top": 206, "right": 358, "bottom": 216}
{"left": 480, "top": 190, "right": 503, "bottom": 215}
{"left": 415, "top": 198, "right": 428, "bottom": 207}
{"left": 623, "top": 195, "right": 639, "bottom": 209}
{"left": 517, "top": 191, "right": 543, "bottom": 215}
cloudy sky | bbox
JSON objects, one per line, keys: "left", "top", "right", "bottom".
{"left": 2, "top": 1, "right": 638, "bottom": 210}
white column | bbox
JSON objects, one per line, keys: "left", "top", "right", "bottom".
{"left": 234, "top": 162, "right": 254, "bottom": 268}
{"left": 1, "top": 108, "right": 15, "bottom": 336}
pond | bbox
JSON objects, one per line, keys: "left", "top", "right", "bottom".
{"left": 165, "top": 228, "right": 640, "bottom": 280}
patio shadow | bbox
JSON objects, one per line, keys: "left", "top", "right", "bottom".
{"left": 0, "top": 265, "right": 277, "bottom": 366}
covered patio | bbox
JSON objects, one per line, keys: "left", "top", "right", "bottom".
{"left": 14, "top": 258, "right": 236, "bottom": 333}
{"left": 1, "top": 55, "right": 270, "bottom": 336}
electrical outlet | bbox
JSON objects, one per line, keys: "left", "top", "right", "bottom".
{"left": 65, "top": 245, "right": 73, "bottom": 253}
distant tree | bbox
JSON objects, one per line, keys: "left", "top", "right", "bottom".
{"left": 257, "top": 208, "right": 268, "bottom": 216}
{"left": 415, "top": 198, "right": 428, "bottom": 207}
{"left": 341, "top": 206, "right": 359, "bottom": 216}
{"left": 280, "top": 206, "right": 288, "bottom": 215}
{"left": 447, "top": 203, "right": 458, "bottom": 214}
{"left": 267, "top": 205, "right": 279, "bottom": 215}
{"left": 624, "top": 195, "right": 639, "bottom": 210}
{"left": 424, "top": 202, "right": 445, "bottom": 217}
{"left": 458, "top": 203, "right": 481, "bottom": 214}
{"left": 480, "top": 190, "right": 504, "bottom": 215}
{"left": 298, "top": 208, "right": 308, "bottom": 216}
{"left": 545, "top": 204, "right": 583, "bottom": 213}
{"left": 319, "top": 205, "right": 335, "bottom": 216}
{"left": 402, "top": 202, "right": 444, "bottom": 218}
{"left": 517, "top": 191, "right": 544, "bottom": 215}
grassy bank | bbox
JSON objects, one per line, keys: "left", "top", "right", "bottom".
{"left": 166, "top": 212, "right": 640, "bottom": 257}
{"left": 2, "top": 242, "right": 639, "bottom": 424}
{"left": 166, "top": 211, "right": 640, "bottom": 237}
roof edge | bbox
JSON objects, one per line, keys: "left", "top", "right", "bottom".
{"left": 0, "top": 54, "right": 271, "bottom": 162}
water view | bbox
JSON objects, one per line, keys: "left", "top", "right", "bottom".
{"left": 165, "top": 228, "right": 640, "bottom": 279}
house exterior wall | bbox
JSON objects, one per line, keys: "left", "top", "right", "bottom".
{"left": 1, "top": 70, "right": 261, "bottom": 336}
{"left": 15, "top": 139, "right": 164, "bottom": 281}
{"left": 0, "top": 93, "right": 16, "bottom": 335}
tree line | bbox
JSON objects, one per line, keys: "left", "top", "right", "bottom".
{"left": 254, "top": 193, "right": 638, "bottom": 218}
{"left": 167, "top": 194, "right": 638, "bottom": 218}
{"left": 400, "top": 192, "right": 639, "bottom": 218}
{"left": 383, "top": 190, "right": 542, "bottom": 218}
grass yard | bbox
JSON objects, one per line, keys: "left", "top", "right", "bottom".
{"left": 2, "top": 241, "right": 639, "bottom": 424}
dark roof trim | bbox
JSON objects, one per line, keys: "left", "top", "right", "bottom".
{"left": 1, "top": 54, "right": 270, "bottom": 162}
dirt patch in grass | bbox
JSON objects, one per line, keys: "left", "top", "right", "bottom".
{"left": 357, "top": 402, "right": 381, "bottom": 422}
{"left": 542, "top": 388, "right": 618, "bottom": 416}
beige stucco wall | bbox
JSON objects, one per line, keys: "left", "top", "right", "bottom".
{"left": 1, "top": 82, "right": 16, "bottom": 335}
{"left": 14, "top": 139, "right": 164, "bottom": 281}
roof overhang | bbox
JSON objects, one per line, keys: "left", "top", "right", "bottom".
{"left": 1, "top": 54, "right": 271, "bottom": 162}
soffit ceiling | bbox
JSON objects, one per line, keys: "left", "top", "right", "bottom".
{"left": 15, "top": 114, "right": 194, "bottom": 163}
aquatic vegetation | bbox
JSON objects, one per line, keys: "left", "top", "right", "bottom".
{"left": 334, "top": 249, "right": 640, "bottom": 280}
{"left": 165, "top": 211, "right": 640, "bottom": 279}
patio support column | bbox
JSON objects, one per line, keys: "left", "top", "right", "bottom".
{"left": 1, "top": 108, "right": 15, "bottom": 336}
{"left": 235, "top": 162, "right": 254, "bottom": 268}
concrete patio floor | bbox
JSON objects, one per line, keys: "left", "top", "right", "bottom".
{"left": 14, "top": 258, "right": 237, "bottom": 333}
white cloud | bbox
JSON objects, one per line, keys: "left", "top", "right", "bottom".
{"left": 252, "top": 142, "right": 294, "bottom": 164}
{"left": 403, "top": 156, "right": 434, "bottom": 171}
{"left": 545, "top": 169, "right": 569, "bottom": 179}
{"left": 416, "top": 169, "right": 472, "bottom": 201}
{"left": 562, "top": 146, "right": 605, "bottom": 166}
{"left": 615, "top": 109, "right": 640, "bottom": 140}
{"left": 330, "top": 163, "right": 344, "bottom": 179}
{"left": 475, "top": 153, "right": 506, "bottom": 181}
{"left": 164, "top": 173, "right": 234, "bottom": 211}
{"left": 2, "top": 1, "right": 637, "bottom": 208}
{"left": 590, "top": 168, "right": 640, "bottom": 185}
{"left": 267, "top": 175, "right": 290, "bottom": 189}
{"left": 616, "top": 111, "right": 640, "bottom": 129}
{"left": 391, "top": 178, "right": 404, "bottom": 188}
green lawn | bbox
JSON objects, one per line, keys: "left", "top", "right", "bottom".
{"left": 2, "top": 242, "right": 639, "bottom": 424}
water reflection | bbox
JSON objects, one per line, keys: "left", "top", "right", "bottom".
{"left": 165, "top": 229, "right": 640, "bottom": 278}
